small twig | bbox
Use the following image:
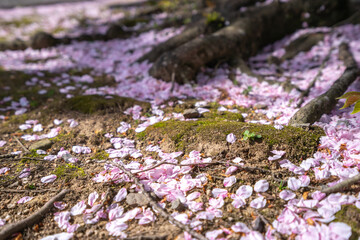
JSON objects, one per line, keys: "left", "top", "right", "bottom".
{"left": 296, "top": 47, "right": 334, "bottom": 108}
{"left": 133, "top": 161, "right": 217, "bottom": 174}
{"left": 254, "top": 210, "right": 284, "bottom": 239}
{"left": 0, "top": 154, "right": 16, "bottom": 159}
{"left": 0, "top": 188, "right": 58, "bottom": 193}
{"left": 321, "top": 173, "right": 360, "bottom": 194}
{"left": 0, "top": 172, "right": 23, "bottom": 187}
{"left": 0, "top": 189, "right": 70, "bottom": 239}
{"left": 113, "top": 161, "right": 207, "bottom": 240}
{"left": 91, "top": 188, "right": 111, "bottom": 218}
{"left": 20, "top": 157, "right": 51, "bottom": 162}
{"left": 13, "top": 136, "right": 29, "bottom": 154}
{"left": 133, "top": 160, "right": 271, "bottom": 175}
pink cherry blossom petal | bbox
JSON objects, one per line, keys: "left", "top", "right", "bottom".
{"left": 114, "top": 188, "right": 127, "bottom": 202}
{"left": 236, "top": 185, "right": 253, "bottom": 199}
{"left": 279, "top": 190, "right": 296, "bottom": 201}
{"left": 226, "top": 133, "right": 236, "bottom": 144}
{"left": 250, "top": 196, "right": 266, "bottom": 209}
{"left": 212, "top": 188, "right": 228, "bottom": 198}
{"left": 17, "top": 196, "right": 33, "bottom": 204}
{"left": 88, "top": 191, "right": 99, "bottom": 207}
{"left": 205, "top": 229, "right": 223, "bottom": 240}
{"left": 287, "top": 177, "right": 301, "bottom": 191}
{"left": 70, "top": 201, "right": 86, "bottom": 216}
{"left": 41, "top": 174, "right": 57, "bottom": 183}
{"left": 231, "top": 222, "right": 250, "bottom": 233}
{"left": 40, "top": 232, "right": 73, "bottom": 240}
{"left": 224, "top": 176, "right": 236, "bottom": 187}
{"left": 54, "top": 202, "right": 67, "bottom": 210}
{"left": 225, "top": 166, "right": 238, "bottom": 175}
{"left": 106, "top": 219, "right": 128, "bottom": 236}
{"left": 254, "top": 180, "right": 269, "bottom": 192}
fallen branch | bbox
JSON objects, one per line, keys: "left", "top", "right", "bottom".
{"left": 0, "top": 188, "right": 58, "bottom": 193}
{"left": 0, "top": 189, "right": 70, "bottom": 239}
{"left": 113, "top": 162, "right": 207, "bottom": 240}
{"left": 321, "top": 173, "right": 360, "bottom": 194}
{"left": 289, "top": 43, "right": 359, "bottom": 125}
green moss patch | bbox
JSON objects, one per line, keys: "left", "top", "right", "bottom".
{"left": 53, "top": 163, "right": 86, "bottom": 181}
{"left": 63, "top": 94, "right": 151, "bottom": 114}
{"left": 92, "top": 150, "right": 109, "bottom": 160}
{"left": 138, "top": 119, "right": 324, "bottom": 162}
{"left": 335, "top": 205, "right": 360, "bottom": 240}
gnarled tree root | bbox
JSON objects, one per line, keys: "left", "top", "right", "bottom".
{"left": 149, "top": 0, "right": 347, "bottom": 84}
{"left": 289, "top": 43, "right": 359, "bottom": 126}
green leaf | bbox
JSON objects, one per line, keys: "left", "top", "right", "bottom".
{"left": 337, "top": 91, "right": 360, "bottom": 109}
{"left": 351, "top": 100, "right": 360, "bottom": 114}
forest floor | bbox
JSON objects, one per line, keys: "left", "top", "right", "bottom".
{"left": 0, "top": 1, "right": 360, "bottom": 240}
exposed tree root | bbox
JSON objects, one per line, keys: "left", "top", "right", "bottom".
{"left": 268, "top": 32, "right": 326, "bottom": 65}
{"left": 0, "top": 189, "right": 70, "bottom": 240}
{"left": 321, "top": 173, "right": 360, "bottom": 194}
{"left": 149, "top": 0, "right": 347, "bottom": 84}
{"left": 289, "top": 43, "right": 359, "bottom": 126}
{"left": 138, "top": 20, "right": 207, "bottom": 62}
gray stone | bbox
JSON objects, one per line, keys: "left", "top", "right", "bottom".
{"left": 254, "top": 104, "right": 268, "bottom": 110}
{"left": 30, "top": 32, "right": 58, "bottom": 49}
{"left": 171, "top": 199, "right": 185, "bottom": 212}
{"left": 183, "top": 109, "right": 201, "bottom": 119}
{"left": 126, "top": 193, "right": 149, "bottom": 206}
{"left": 106, "top": 24, "right": 126, "bottom": 39}
{"left": 7, "top": 203, "right": 16, "bottom": 209}
{"left": 252, "top": 217, "right": 265, "bottom": 233}
{"left": 85, "top": 229, "right": 94, "bottom": 237}
{"left": 62, "top": 153, "right": 75, "bottom": 162}
{"left": 29, "top": 139, "right": 53, "bottom": 150}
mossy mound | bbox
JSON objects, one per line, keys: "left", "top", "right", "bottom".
{"left": 63, "top": 95, "right": 150, "bottom": 114}
{"left": 335, "top": 205, "right": 360, "bottom": 240}
{"left": 138, "top": 118, "right": 324, "bottom": 162}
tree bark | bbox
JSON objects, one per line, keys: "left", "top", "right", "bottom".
{"left": 148, "top": 0, "right": 348, "bottom": 84}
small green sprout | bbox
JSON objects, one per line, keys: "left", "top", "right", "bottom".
{"left": 242, "top": 130, "right": 261, "bottom": 141}
{"left": 242, "top": 86, "right": 253, "bottom": 96}
{"left": 278, "top": 180, "right": 286, "bottom": 191}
